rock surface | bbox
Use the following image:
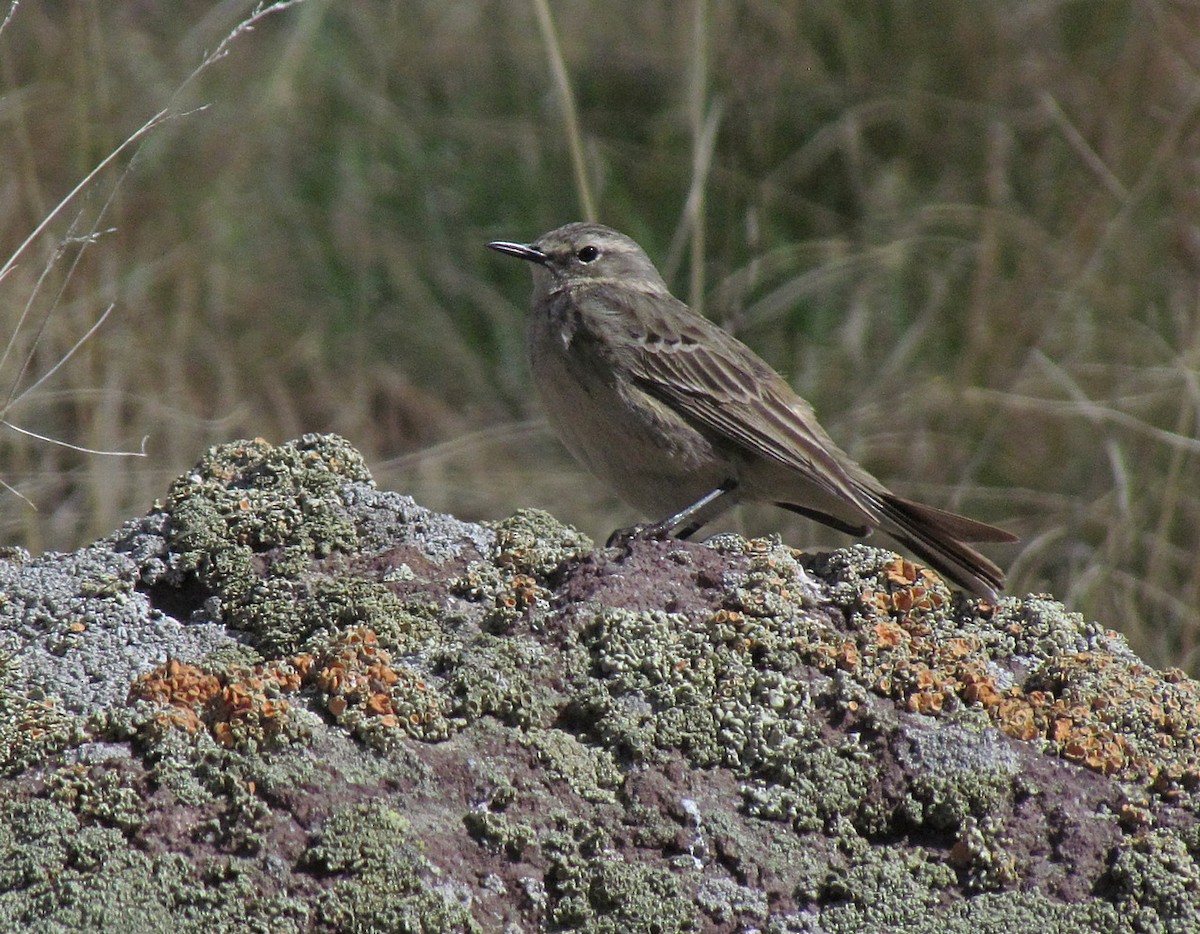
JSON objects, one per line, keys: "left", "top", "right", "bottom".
{"left": 1, "top": 434, "right": 1198, "bottom": 932}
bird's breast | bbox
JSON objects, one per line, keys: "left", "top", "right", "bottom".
{"left": 526, "top": 307, "right": 726, "bottom": 517}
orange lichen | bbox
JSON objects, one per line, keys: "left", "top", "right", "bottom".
{"left": 873, "top": 621, "right": 907, "bottom": 648}
{"left": 832, "top": 556, "right": 1200, "bottom": 784}
{"left": 836, "top": 642, "right": 860, "bottom": 671}
{"left": 496, "top": 574, "right": 544, "bottom": 612}
{"left": 958, "top": 669, "right": 1002, "bottom": 708}
{"left": 129, "top": 657, "right": 298, "bottom": 747}
{"left": 308, "top": 626, "right": 449, "bottom": 740}
{"left": 128, "top": 628, "right": 452, "bottom": 748}
{"left": 129, "top": 659, "right": 223, "bottom": 711}
{"left": 907, "top": 690, "right": 945, "bottom": 715}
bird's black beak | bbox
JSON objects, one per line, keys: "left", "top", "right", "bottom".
{"left": 486, "top": 240, "right": 547, "bottom": 264}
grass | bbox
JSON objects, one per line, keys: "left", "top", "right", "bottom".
{"left": 1, "top": 0, "right": 1198, "bottom": 671}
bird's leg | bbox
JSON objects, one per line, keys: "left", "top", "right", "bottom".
{"left": 669, "top": 480, "right": 739, "bottom": 539}
{"left": 606, "top": 480, "right": 738, "bottom": 548}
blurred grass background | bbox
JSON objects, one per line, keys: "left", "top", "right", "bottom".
{"left": 2, "top": 0, "right": 1199, "bottom": 670}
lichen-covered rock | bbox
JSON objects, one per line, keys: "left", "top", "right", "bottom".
{"left": 0, "top": 434, "right": 1197, "bottom": 931}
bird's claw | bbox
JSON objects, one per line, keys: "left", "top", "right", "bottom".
{"left": 605, "top": 522, "right": 672, "bottom": 549}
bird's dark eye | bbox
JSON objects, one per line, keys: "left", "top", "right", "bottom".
{"left": 576, "top": 245, "right": 600, "bottom": 263}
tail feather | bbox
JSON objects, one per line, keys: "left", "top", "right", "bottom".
{"left": 888, "top": 497, "right": 1019, "bottom": 544}
{"left": 878, "top": 494, "right": 1016, "bottom": 601}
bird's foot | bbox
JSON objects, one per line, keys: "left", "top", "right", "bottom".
{"left": 605, "top": 521, "right": 673, "bottom": 550}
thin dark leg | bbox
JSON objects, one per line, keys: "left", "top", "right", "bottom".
{"left": 606, "top": 480, "right": 739, "bottom": 547}
{"left": 665, "top": 481, "right": 739, "bottom": 539}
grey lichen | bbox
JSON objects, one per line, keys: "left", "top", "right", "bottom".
{"left": 0, "top": 650, "right": 84, "bottom": 776}
{"left": 897, "top": 718, "right": 1021, "bottom": 830}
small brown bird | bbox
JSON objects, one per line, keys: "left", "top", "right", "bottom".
{"left": 487, "top": 222, "right": 1016, "bottom": 600}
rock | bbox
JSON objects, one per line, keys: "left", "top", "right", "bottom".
{"left": 0, "top": 434, "right": 1197, "bottom": 932}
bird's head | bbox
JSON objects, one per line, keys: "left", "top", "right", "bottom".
{"left": 487, "top": 222, "right": 668, "bottom": 295}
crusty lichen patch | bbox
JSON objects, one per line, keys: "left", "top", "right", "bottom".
{"left": 0, "top": 650, "right": 83, "bottom": 776}
{"left": 160, "top": 434, "right": 438, "bottom": 659}
{"left": 127, "top": 656, "right": 306, "bottom": 751}
{"left": 539, "top": 820, "right": 697, "bottom": 931}
{"left": 730, "top": 540, "right": 1200, "bottom": 789}
{"left": 309, "top": 626, "right": 452, "bottom": 745}
{"left": 453, "top": 508, "right": 593, "bottom": 632}
{"left": 488, "top": 508, "right": 594, "bottom": 579}
{"left": 1104, "top": 826, "right": 1200, "bottom": 928}
{"left": 0, "top": 796, "right": 311, "bottom": 930}
{"left": 305, "top": 804, "right": 481, "bottom": 932}
{"left": 571, "top": 603, "right": 883, "bottom": 833}
{"left": 166, "top": 434, "right": 370, "bottom": 596}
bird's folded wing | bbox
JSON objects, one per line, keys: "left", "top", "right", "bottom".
{"left": 626, "top": 316, "right": 881, "bottom": 515}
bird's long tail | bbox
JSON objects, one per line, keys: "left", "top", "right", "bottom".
{"left": 877, "top": 494, "right": 1017, "bottom": 601}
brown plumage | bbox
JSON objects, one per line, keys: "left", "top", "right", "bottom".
{"left": 488, "top": 222, "right": 1016, "bottom": 600}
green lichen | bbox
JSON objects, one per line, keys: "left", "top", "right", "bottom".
{"left": 165, "top": 434, "right": 371, "bottom": 605}
{"left": 768, "top": 891, "right": 1125, "bottom": 933}
{"left": 199, "top": 643, "right": 266, "bottom": 673}
{"left": 462, "top": 809, "right": 535, "bottom": 860}
{"left": 695, "top": 877, "right": 769, "bottom": 924}
{"left": 307, "top": 804, "right": 481, "bottom": 932}
{"left": 141, "top": 725, "right": 227, "bottom": 806}
{"left": 523, "top": 728, "right": 623, "bottom": 803}
{"left": 1105, "top": 828, "right": 1200, "bottom": 931}
{"left": 453, "top": 508, "right": 592, "bottom": 633}
{"left": 808, "top": 835, "right": 957, "bottom": 927}
{"left": 573, "top": 606, "right": 882, "bottom": 833}
{"left": 487, "top": 508, "right": 593, "bottom": 580}
{"left": 91, "top": 691, "right": 321, "bottom": 833}
{"left": 46, "top": 764, "right": 147, "bottom": 835}
{"left": 797, "top": 543, "right": 908, "bottom": 607}
{"left": 0, "top": 651, "right": 83, "bottom": 777}
{"left": 993, "top": 596, "right": 1127, "bottom": 662}
{"left": 542, "top": 825, "right": 695, "bottom": 932}
{"left": 758, "top": 824, "right": 1131, "bottom": 932}
{"left": 0, "top": 797, "right": 309, "bottom": 932}
{"left": 949, "top": 815, "right": 1019, "bottom": 893}
{"left": 440, "top": 633, "right": 551, "bottom": 729}
{"left": 230, "top": 575, "right": 437, "bottom": 657}
{"left": 77, "top": 568, "right": 137, "bottom": 600}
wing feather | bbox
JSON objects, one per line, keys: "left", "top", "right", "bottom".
{"left": 617, "top": 294, "right": 882, "bottom": 516}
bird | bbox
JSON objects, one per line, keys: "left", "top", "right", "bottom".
{"left": 486, "top": 222, "right": 1016, "bottom": 600}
